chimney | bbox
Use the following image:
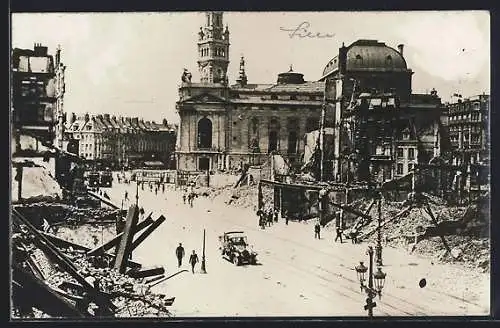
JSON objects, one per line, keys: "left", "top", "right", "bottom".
{"left": 338, "top": 42, "right": 348, "bottom": 75}
{"left": 84, "top": 113, "right": 90, "bottom": 122}
{"left": 69, "top": 112, "right": 76, "bottom": 125}
{"left": 104, "top": 114, "right": 110, "bottom": 121}
{"left": 397, "top": 44, "right": 404, "bottom": 56}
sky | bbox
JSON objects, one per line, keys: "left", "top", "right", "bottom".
{"left": 11, "top": 11, "right": 490, "bottom": 124}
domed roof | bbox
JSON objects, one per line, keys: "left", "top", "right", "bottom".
{"left": 322, "top": 40, "right": 408, "bottom": 77}
{"left": 277, "top": 65, "right": 305, "bottom": 84}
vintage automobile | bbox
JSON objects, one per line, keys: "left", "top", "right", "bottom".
{"left": 219, "top": 231, "right": 257, "bottom": 266}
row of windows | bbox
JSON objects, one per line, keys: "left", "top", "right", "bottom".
{"left": 266, "top": 94, "right": 322, "bottom": 101}
{"left": 396, "top": 162, "right": 414, "bottom": 175}
{"left": 200, "top": 47, "right": 226, "bottom": 57}
{"left": 449, "top": 125, "right": 483, "bottom": 133}
{"left": 448, "top": 102, "right": 482, "bottom": 112}
{"left": 396, "top": 147, "right": 416, "bottom": 160}
{"left": 449, "top": 113, "right": 482, "bottom": 122}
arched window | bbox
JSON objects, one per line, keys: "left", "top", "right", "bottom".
{"left": 355, "top": 54, "right": 363, "bottom": 65}
{"left": 269, "top": 131, "right": 278, "bottom": 152}
{"left": 251, "top": 117, "right": 259, "bottom": 134}
{"left": 386, "top": 55, "right": 392, "bottom": 66}
{"left": 268, "top": 118, "right": 279, "bottom": 152}
{"left": 288, "top": 131, "right": 298, "bottom": 154}
{"left": 306, "top": 117, "right": 318, "bottom": 133}
{"left": 197, "top": 117, "right": 212, "bottom": 149}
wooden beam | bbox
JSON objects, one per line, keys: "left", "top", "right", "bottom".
{"left": 424, "top": 204, "right": 452, "bottom": 254}
{"left": 87, "top": 214, "right": 154, "bottom": 256}
{"left": 13, "top": 209, "right": 116, "bottom": 314}
{"left": 41, "top": 231, "right": 142, "bottom": 269}
{"left": 12, "top": 264, "right": 88, "bottom": 318}
{"left": 87, "top": 191, "right": 120, "bottom": 209}
{"left": 358, "top": 205, "right": 413, "bottom": 241}
{"left": 130, "top": 215, "right": 166, "bottom": 252}
{"left": 114, "top": 205, "right": 139, "bottom": 273}
{"left": 127, "top": 266, "right": 165, "bottom": 279}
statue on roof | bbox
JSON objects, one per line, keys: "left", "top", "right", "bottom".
{"left": 181, "top": 68, "right": 192, "bottom": 83}
{"left": 289, "top": 64, "right": 293, "bottom": 72}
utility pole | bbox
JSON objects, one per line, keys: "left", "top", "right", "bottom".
{"left": 376, "top": 196, "right": 383, "bottom": 266}
{"left": 15, "top": 165, "right": 23, "bottom": 201}
{"left": 201, "top": 229, "right": 207, "bottom": 273}
{"left": 135, "top": 180, "right": 139, "bottom": 207}
{"left": 319, "top": 79, "right": 328, "bottom": 182}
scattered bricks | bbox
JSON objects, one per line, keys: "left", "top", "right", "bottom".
{"left": 127, "top": 266, "right": 165, "bottom": 279}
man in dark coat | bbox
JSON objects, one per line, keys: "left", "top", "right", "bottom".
{"left": 175, "top": 243, "right": 185, "bottom": 267}
{"left": 335, "top": 226, "right": 343, "bottom": 243}
{"left": 189, "top": 250, "right": 199, "bottom": 274}
{"left": 314, "top": 222, "right": 321, "bottom": 239}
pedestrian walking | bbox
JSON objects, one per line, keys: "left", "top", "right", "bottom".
{"left": 189, "top": 250, "right": 199, "bottom": 274}
{"left": 283, "top": 209, "right": 289, "bottom": 225}
{"left": 175, "top": 243, "right": 185, "bottom": 267}
{"left": 314, "top": 222, "right": 321, "bottom": 239}
{"left": 335, "top": 226, "right": 343, "bottom": 243}
{"left": 155, "top": 187, "right": 158, "bottom": 195}
{"left": 274, "top": 208, "right": 279, "bottom": 223}
{"left": 124, "top": 191, "right": 129, "bottom": 201}
{"left": 267, "top": 209, "right": 273, "bottom": 227}
{"left": 162, "top": 183, "right": 165, "bottom": 193}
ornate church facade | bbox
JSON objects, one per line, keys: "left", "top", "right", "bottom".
{"left": 176, "top": 12, "right": 326, "bottom": 172}
{"left": 176, "top": 12, "right": 449, "bottom": 185}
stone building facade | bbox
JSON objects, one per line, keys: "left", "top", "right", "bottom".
{"left": 176, "top": 12, "right": 325, "bottom": 172}
{"left": 64, "top": 113, "right": 177, "bottom": 169}
{"left": 447, "top": 94, "right": 489, "bottom": 166}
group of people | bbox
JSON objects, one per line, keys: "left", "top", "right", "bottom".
{"left": 182, "top": 188, "right": 197, "bottom": 207}
{"left": 314, "top": 221, "right": 347, "bottom": 243}
{"left": 175, "top": 243, "right": 200, "bottom": 274}
{"left": 256, "top": 207, "right": 281, "bottom": 229}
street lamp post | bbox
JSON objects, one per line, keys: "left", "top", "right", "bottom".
{"left": 201, "top": 228, "right": 207, "bottom": 274}
{"left": 375, "top": 197, "right": 383, "bottom": 266}
{"left": 355, "top": 246, "right": 387, "bottom": 318}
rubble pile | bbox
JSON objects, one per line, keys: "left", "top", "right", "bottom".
{"left": 54, "top": 224, "right": 116, "bottom": 249}
{"left": 17, "top": 202, "right": 120, "bottom": 225}
{"left": 12, "top": 166, "right": 62, "bottom": 202}
{"left": 359, "top": 197, "right": 490, "bottom": 271}
{"left": 12, "top": 203, "right": 173, "bottom": 318}
{"left": 15, "top": 239, "right": 173, "bottom": 318}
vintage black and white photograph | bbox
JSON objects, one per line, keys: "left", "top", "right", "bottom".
{"left": 10, "top": 11, "right": 490, "bottom": 318}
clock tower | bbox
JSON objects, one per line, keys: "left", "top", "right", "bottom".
{"left": 197, "top": 12, "right": 230, "bottom": 84}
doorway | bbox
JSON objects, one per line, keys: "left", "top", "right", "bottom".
{"left": 199, "top": 157, "right": 210, "bottom": 171}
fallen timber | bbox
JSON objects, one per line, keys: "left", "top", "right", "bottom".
{"left": 87, "top": 190, "right": 120, "bottom": 209}
{"left": 12, "top": 208, "right": 116, "bottom": 315}
{"left": 12, "top": 263, "right": 88, "bottom": 318}
{"left": 130, "top": 215, "right": 166, "bottom": 252}
{"left": 41, "top": 231, "right": 142, "bottom": 269}
{"left": 114, "top": 205, "right": 140, "bottom": 273}
{"left": 87, "top": 213, "right": 154, "bottom": 256}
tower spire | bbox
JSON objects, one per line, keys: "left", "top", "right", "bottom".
{"left": 236, "top": 55, "right": 248, "bottom": 87}
{"left": 197, "top": 12, "right": 230, "bottom": 84}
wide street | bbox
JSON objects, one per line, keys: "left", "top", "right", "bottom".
{"left": 104, "top": 181, "right": 490, "bottom": 317}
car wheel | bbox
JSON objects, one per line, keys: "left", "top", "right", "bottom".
{"left": 233, "top": 256, "right": 239, "bottom": 266}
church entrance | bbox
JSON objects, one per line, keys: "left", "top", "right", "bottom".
{"left": 199, "top": 157, "right": 210, "bottom": 171}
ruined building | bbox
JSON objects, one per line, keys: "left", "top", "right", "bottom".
{"left": 320, "top": 40, "right": 449, "bottom": 184}
{"left": 176, "top": 12, "right": 325, "bottom": 172}
{"left": 11, "top": 43, "right": 66, "bottom": 152}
